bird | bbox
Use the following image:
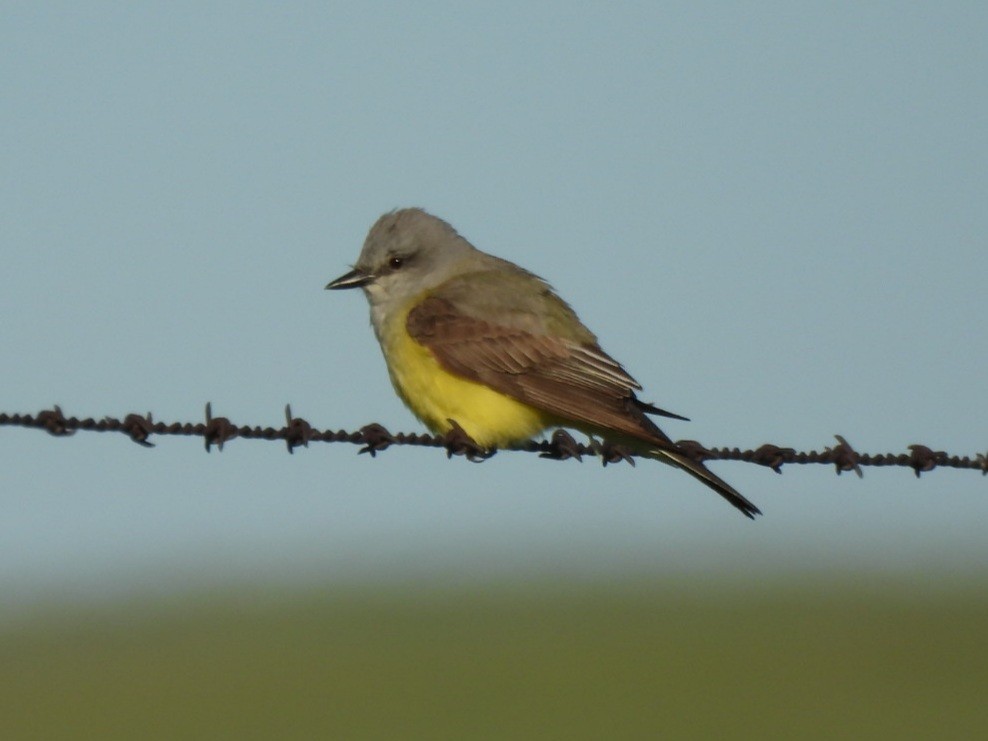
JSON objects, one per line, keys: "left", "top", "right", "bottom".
{"left": 327, "top": 208, "right": 760, "bottom": 518}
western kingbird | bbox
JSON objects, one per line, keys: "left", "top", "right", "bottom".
{"left": 327, "top": 208, "right": 760, "bottom": 518}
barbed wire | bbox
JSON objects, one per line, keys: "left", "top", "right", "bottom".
{"left": 2, "top": 405, "right": 985, "bottom": 479}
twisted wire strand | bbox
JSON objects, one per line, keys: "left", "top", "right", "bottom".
{"left": 2, "top": 405, "right": 985, "bottom": 478}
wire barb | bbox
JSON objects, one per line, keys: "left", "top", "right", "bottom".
{"left": 37, "top": 406, "right": 74, "bottom": 437}
{"left": 751, "top": 444, "right": 795, "bottom": 474}
{"left": 675, "top": 439, "right": 715, "bottom": 466}
{"left": 907, "top": 444, "right": 946, "bottom": 478}
{"left": 357, "top": 423, "right": 394, "bottom": 457}
{"left": 283, "top": 404, "right": 313, "bottom": 454}
{"left": 202, "top": 402, "right": 238, "bottom": 452}
{"left": 121, "top": 412, "right": 155, "bottom": 448}
{"left": 828, "top": 435, "right": 863, "bottom": 478}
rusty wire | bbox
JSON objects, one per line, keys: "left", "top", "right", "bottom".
{"left": 2, "top": 405, "right": 986, "bottom": 479}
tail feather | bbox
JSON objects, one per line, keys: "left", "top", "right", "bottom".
{"left": 651, "top": 449, "right": 761, "bottom": 519}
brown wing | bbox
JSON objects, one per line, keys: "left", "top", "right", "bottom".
{"left": 406, "top": 295, "right": 675, "bottom": 446}
{"left": 407, "top": 294, "right": 762, "bottom": 519}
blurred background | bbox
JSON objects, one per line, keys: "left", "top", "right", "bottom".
{"left": 1, "top": 2, "right": 986, "bottom": 737}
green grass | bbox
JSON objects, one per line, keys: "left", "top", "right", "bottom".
{"left": 1, "top": 581, "right": 986, "bottom": 739}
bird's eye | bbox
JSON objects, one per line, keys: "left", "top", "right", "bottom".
{"left": 388, "top": 256, "right": 404, "bottom": 270}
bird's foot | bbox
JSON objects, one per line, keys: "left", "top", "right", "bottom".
{"left": 443, "top": 419, "right": 496, "bottom": 462}
{"left": 539, "top": 429, "right": 584, "bottom": 462}
{"left": 594, "top": 438, "right": 636, "bottom": 467}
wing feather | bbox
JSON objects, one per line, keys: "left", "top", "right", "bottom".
{"left": 406, "top": 295, "right": 668, "bottom": 444}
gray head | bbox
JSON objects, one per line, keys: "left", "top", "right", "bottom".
{"left": 326, "top": 208, "right": 482, "bottom": 311}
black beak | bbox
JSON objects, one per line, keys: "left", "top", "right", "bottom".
{"left": 326, "top": 268, "right": 373, "bottom": 290}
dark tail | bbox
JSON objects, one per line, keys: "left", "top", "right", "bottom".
{"left": 651, "top": 448, "right": 761, "bottom": 519}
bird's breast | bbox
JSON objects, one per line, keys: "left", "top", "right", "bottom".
{"left": 375, "top": 298, "right": 548, "bottom": 447}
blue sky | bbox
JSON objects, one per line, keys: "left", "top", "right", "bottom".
{"left": 2, "top": 2, "right": 986, "bottom": 609}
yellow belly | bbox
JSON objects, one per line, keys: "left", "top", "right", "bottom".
{"left": 379, "top": 305, "right": 549, "bottom": 448}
